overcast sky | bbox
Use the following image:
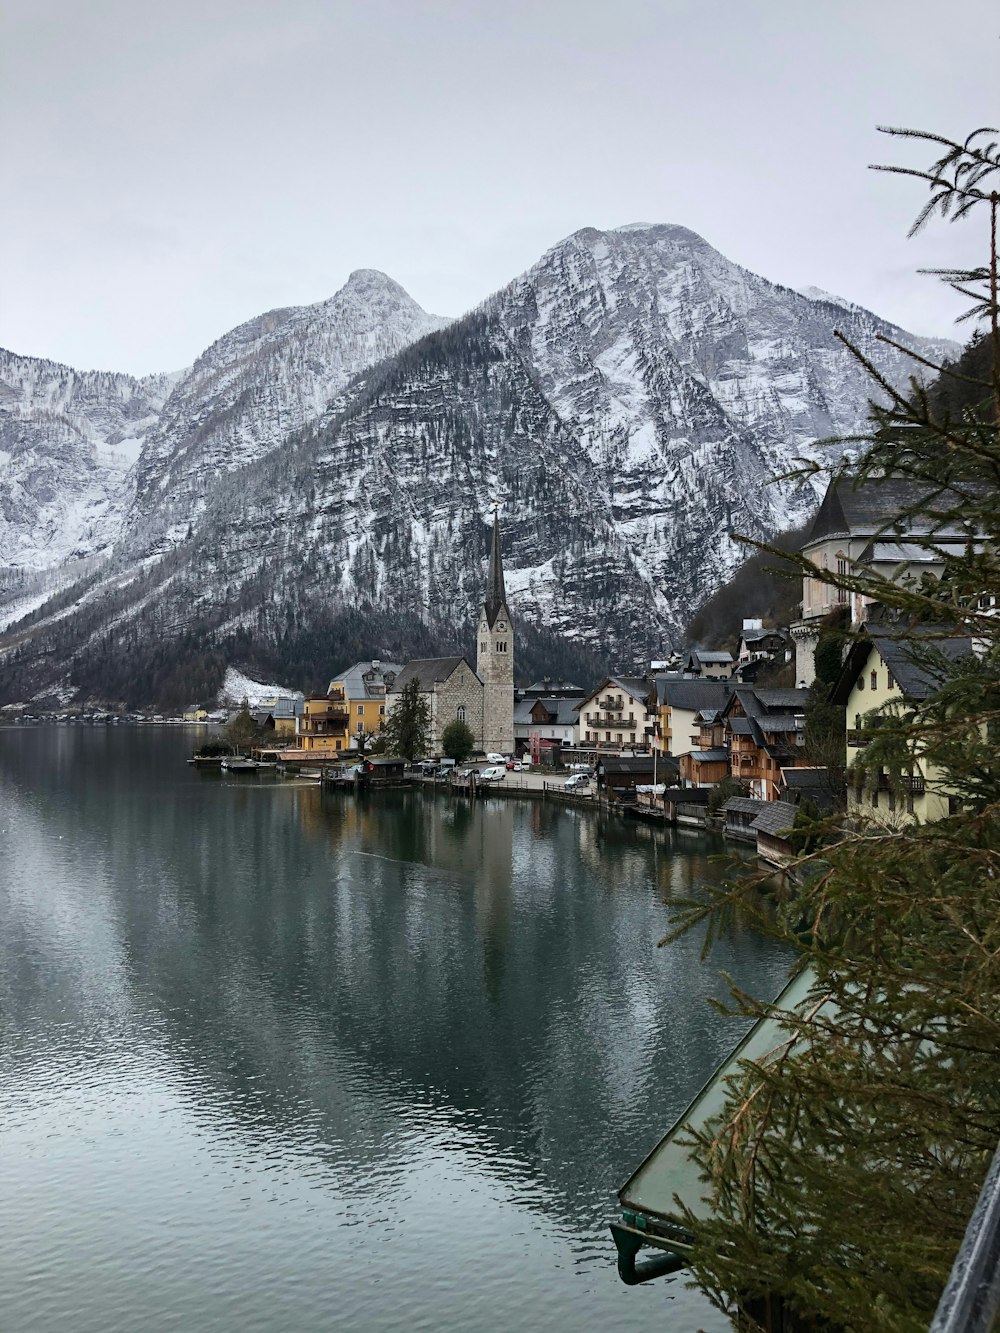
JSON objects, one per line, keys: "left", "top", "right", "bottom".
{"left": 2, "top": 0, "right": 997, "bottom": 375}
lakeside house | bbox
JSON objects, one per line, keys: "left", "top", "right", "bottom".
{"left": 514, "top": 694, "right": 583, "bottom": 749}
{"left": 295, "top": 693, "right": 351, "bottom": 755}
{"left": 722, "top": 686, "right": 811, "bottom": 801}
{"left": 576, "top": 676, "right": 657, "bottom": 750}
{"left": 327, "top": 660, "right": 403, "bottom": 746}
{"left": 828, "top": 622, "right": 973, "bottom": 823}
{"left": 653, "top": 677, "right": 734, "bottom": 759}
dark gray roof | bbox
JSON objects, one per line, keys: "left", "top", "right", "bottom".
{"left": 522, "top": 678, "right": 583, "bottom": 697}
{"left": 829, "top": 624, "right": 974, "bottom": 705}
{"left": 728, "top": 716, "right": 753, "bottom": 734}
{"left": 723, "top": 796, "right": 769, "bottom": 815}
{"left": 754, "top": 689, "right": 810, "bottom": 711}
{"left": 780, "top": 766, "right": 833, "bottom": 789}
{"left": 392, "top": 657, "right": 473, "bottom": 690}
{"left": 655, "top": 678, "right": 734, "bottom": 710}
{"left": 687, "top": 747, "right": 729, "bottom": 763}
{"left": 805, "top": 476, "right": 972, "bottom": 547}
{"left": 750, "top": 801, "right": 798, "bottom": 836}
{"left": 740, "top": 627, "right": 786, "bottom": 644}
{"left": 514, "top": 696, "right": 583, "bottom": 726}
{"left": 597, "top": 756, "right": 660, "bottom": 775}
{"left": 690, "top": 650, "right": 733, "bottom": 664}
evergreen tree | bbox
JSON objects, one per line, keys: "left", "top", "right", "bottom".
{"left": 441, "top": 718, "right": 475, "bottom": 763}
{"left": 380, "top": 680, "right": 431, "bottom": 762}
{"left": 668, "top": 127, "right": 1000, "bottom": 1331}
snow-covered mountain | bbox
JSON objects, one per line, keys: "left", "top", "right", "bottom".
{"left": 0, "top": 225, "right": 958, "bottom": 707}
{"left": 124, "top": 269, "right": 450, "bottom": 556}
{"left": 0, "top": 349, "right": 178, "bottom": 570}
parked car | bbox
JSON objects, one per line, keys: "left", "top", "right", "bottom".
{"left": 511, "top": 761, "right": 528, "bottom": 772}
{"left": 568, "top": 763, "right": 593, "bottom": 774}
{"left": 485, "top": 753, "right": 507, "bottom": 765}
{"left": 564, "top": 773, "right": 592, "bottom": 791}
{"left": 479, "top": 766, "right": 507, "bottom": 783}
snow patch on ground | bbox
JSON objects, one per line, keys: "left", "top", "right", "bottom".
{"left": 218, "top": 666, "right": 303, "bottom": 706}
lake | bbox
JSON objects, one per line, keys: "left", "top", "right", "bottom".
{"left": 0, "top": 725, "right": 792, "bottom": 1331}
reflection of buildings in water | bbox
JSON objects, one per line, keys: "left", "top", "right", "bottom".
{"left": 0, "top": 729, "right": 794, "bottom": 1237}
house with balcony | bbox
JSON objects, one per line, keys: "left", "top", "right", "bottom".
{"left": 576, "top": 677, "right": 657, "bottom": 751}
{"left": 722, "top": 686, "right": 811, "bottom": 801}
{"left": 295, "top": 693, "right": 351, "bottom": 755}
{"left": 653, "top": 678, "right": 734, "bottom": 761}
{"left": 828, "top": 623, "right": 973, "bottom": 823}
{"left": 327, "top": 660, "right": 403, "bottom": 747}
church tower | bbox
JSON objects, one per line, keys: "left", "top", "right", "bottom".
{"left": 477, "top": 513, "right": 515, "bottom": 755}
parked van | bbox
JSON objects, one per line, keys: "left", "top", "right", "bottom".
{"left": 485, "top": 753, "right": 507, "bottom": 765}
{"left": 479, "top": 766, "right": 506, "bottom": 783}
{"left": 565, "top": 773, "right": 591, "bottom": 791}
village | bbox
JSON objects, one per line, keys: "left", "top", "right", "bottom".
{"left": 152, "top": 469, "right": 979, "bottom": 876}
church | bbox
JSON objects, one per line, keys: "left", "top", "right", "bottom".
{"left": 389, "top": 514, "right": 515, "bottom": 756}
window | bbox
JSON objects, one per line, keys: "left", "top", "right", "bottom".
{"left": 870, "top": 671, "right": 878, "bottom": 691}
{"left": 871, "top": 789, "right": 879, "bottom": 809}
{"left": 336, "top": 740, "right": 342, "bottom": 750}
{"left": 480, "top": 641, "right": 487, "bottom": 653}
{"left": 497, "top": 641, "right": 507, "bottom": 653}
{"left": 379, "top": 705, "right": 385, "bottom": 716}
{"left": 357, "top": 705, "right": 364, "bottom": 715}
{"left": 605, "top": 732, "right": 611, "bottom": 742}
{"left": 857, "top": 675, "right": 865, "bottom": 691}
{"left": 887, "top": 669, "right": 895, "bottom": 689}
{"left": 498, "top": 621, "right": 506, "bottom": 629}
{"left": 457, "top": 705, "right": 465, "bottom": 722}
{"left": 616, "top": 733, "right": 622, "bottom": 744}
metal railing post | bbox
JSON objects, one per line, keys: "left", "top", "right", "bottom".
{"left": 929, "top": 1140, "right": 1000, "bottom": 1333}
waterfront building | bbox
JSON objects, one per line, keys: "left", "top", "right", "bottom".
{"left": 576, "top": 676, "right": 656, "bottom": 750}
{"left": 722, "top": 686, "right": 811, "bottom": 801}
{"left": 327, "top": 660, "right": 403, "bottom": 746}
{"left": 828, "top": 622, "right": 973, "bottom": 822}
{"left": 652, "top": 677, "right": 734, "bottom": 759}
{"left": 295, "top": 694, "right": 350, "bottom": 754}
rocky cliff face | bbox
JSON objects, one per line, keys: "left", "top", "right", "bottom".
{"left": 0, "top": 349, "right": 176, "bottom": 570}
{"left": 0, "top": 226, "right": 957, "bottom": 707}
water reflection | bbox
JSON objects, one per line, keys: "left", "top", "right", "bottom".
{"left": 0, "top": 727, "right": 791, "bottom": 1331}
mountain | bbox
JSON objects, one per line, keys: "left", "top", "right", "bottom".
{"left": 0, "top": 225, "right": 958, "bottom": 709}
{"left": 124, "top": 269, "right": 451, "bottom": 557}
{"left": 0, "top": 349, "right": 178, "bottom": 571}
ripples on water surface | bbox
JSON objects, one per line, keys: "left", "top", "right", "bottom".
{"left": 0, "top": 727, "right": 792, "bottom": 1331}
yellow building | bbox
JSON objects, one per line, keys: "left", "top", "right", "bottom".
{"left": 829, "top": 624, "right": 973, "bottom": 822}
{"left": 326, "top": 660, "right": 403, "bottom": 747}
{"left": 295, "top": 694, "right": 350, "bottom": 755}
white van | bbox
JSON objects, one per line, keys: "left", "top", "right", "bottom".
{"left": 478, "top": 766, "right": 506, "bottom": 783}
{"left": 485, "top": 753, "right": 507, "bottom": 765}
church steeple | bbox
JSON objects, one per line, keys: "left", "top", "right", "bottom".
{"left": 484, "top": 511, "right": 508, "bottom": 627}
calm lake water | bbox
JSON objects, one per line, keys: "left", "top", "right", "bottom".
{"left": 0, "top": 726, "right": 792, "bottom": 1332}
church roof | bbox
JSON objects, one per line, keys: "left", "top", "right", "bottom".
{"left": 484, "top": 513, "right": 509, "bottom": 628}
{"left": 392, "top": 657, "right": 475, "bottom": 691}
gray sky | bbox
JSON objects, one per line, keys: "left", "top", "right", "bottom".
{"left": 2, "top": 0, "right": 997, "bottom": 375}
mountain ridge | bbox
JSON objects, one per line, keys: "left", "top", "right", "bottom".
{"left": 0, "top": 224, "right": 960, "bottom": 708}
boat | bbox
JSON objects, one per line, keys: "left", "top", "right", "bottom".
{"left": 220, "top": 757, "right": 261, "bottom": 772}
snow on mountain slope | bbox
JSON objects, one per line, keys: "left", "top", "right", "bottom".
{"left": 124, "top": 269, "right": 450, "bottom": 555}
{"left": 0, "top": 225, "right": 960, "bottom": 706}
{"left": 0, "top": 349, "right": 179, "bottom": 571}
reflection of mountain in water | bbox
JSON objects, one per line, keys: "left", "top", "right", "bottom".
{"left": 0, "top": 727, "right": 793, "bottom": 1239}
